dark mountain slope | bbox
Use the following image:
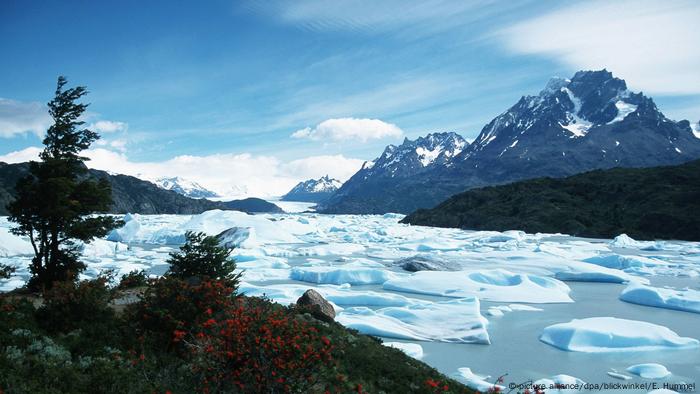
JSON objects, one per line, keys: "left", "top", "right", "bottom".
{"left": 402, "top": 159, "right": 700, "bottom": 241}
{"left": 0, "top": 162, "right": 282, "bottom": 215}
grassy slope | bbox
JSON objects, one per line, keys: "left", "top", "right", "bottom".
{"left": 402, "top": 159, "right": 700, "bottom": 241}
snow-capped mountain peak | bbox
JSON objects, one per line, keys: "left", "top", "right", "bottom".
{"left": 281, "top": 175, "right": 342, "bottom": 203}
{"left": 153, "top": 176, "right": 219, "bottom": 199}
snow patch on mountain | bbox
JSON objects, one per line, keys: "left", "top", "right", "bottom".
{"left": 692, "top": 121, "right": 700, "bottom": 139}
{"left": 153, "top": 176, "right": 219, "bottom": 199}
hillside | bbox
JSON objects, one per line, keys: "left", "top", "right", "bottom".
{"left": 0, "top": 162, "right": 282, "bottom": 215}
{"left": 402, "top": 160, "right": 700, "bottom": 241}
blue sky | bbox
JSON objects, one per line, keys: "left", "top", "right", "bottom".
{"left": 1, "top": 0, "right": 699, "bottom": 197}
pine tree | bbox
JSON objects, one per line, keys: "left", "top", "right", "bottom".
{"left": 8, "top": 76, "right": 121, "bottom": 291}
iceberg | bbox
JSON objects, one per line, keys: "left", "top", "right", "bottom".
{"left": 383, "top": 269, "right": 573, "bottom": 303}
{"left": 107, "top": 213, "right": 141, "bottom": 243}
{"left": 239, "top": 282, "right": 421, "bottom": 308}
{"left": 0, "top": 228, "right": 34, "bottom": 257}
{"left": 626, "top": 363, "right": 671, "bottom": 379}
{"left": 382, "top": 341, "right": 423, "bottom": 359}
{"left": 290, "top": 265, "right": 396, "bottom": 285}
{"left": 336, "top": 297, "right": 490, "bottom": 343}
{"left": 540, "top": 317, "right": 700, "bottom": 352}
{"left": 456, "top": 368, "right": 504, "bottom": 392}
{"left": 620, "top": 282, "right": 700, "bottom": 314}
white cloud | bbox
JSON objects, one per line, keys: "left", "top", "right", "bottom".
{"left": 0, "top": 147, "right": 365, "bottom": 199}
{"left": 498, "top": 0, "right": 700, "bottom": 95}
{"left": 90, "top": 120, "right": 128, "bottom": 134}
{"left": 292, "top": 117, "right": 403, "bottom": 142}
{"left": 0, "top": 98, "right": 51, "bottom": 138}
{"left": 0, "top": 146, "right": 42, "bottom": 163}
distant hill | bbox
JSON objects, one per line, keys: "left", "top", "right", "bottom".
{"left": 402, "top": 160, "right": 700, "bottom": 241}
{"left": 281, "top": 175, "right": 342, "bottom": 203}
{"left": 0, "top": 162, "right": 282, "bottom": 215}
{"left": 319, "top": 70, "right": 700, "bottom": 214}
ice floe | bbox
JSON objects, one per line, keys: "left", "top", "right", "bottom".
{"left": 290, "top": 265, "right": 396, "bottom": 285}
{"left": 382, "top": 341, "right": 423, "bottom": 359}
{"left": 383, "top": 268, "right": 573, "bottom": 303}
{"left": 619, "top": 282, "right": 700, "bottom": 314}
{"left": 336, "top": 297, "right": 490, "bottom": 343}
{"left": 626, "top": 363, "right": 671, "bottom": 379}
{"left": 540, "top": 317, "right": 699, "bottom": 352}
{"left": 0, "top": 228, "right": 33, "bottom": 257}
{"left": 456, "top": 367, "right": 504, "bottom": 392}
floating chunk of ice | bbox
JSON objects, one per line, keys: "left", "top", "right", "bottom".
{"left": 540, "top": 317, "right": 699, "bottom": 352}
{"left": 0, "top": 228, "right": 34, "bottom": 257}
{"left": 337, "top": 297, "right": 490, "bottom": 343}
{"left": 620, "top": 282, "right": 700, "bottom": 314}
{"left": 456, "top": 367, "right": 504, "bottom": 392}
{"left": 382, "top": 342, "right": 423, "bottom": 359}
{"left": 626, "top": 363, "right": 671, "bottom": 379}
{"left": 384, "top": 269, "right": 573, "bottom": 303}
{"left": 290, "top": 265, "right": 396, "bottom": 285}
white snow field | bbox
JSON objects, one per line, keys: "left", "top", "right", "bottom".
{"left": 539, "top": 317, "right": 699, "bottom": 352}
{"left": 2, "top": 212, "right": 700, "bottom": 389}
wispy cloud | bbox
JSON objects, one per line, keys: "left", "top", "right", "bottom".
{"left": 245, "top": 0, "right": 530, "bottom": 39}
{"left": 0, "top": 98, "right": 51, "bottom": 138}
{"left": 292, "top": 118, "right": 402, "bottom": 142}
{"left": 89, "top": 120, "right": 128, "bottom": 134}
{"left": 0, "top": 147, "right": 364, "bottom": 199}
{"left": 497, "top": 0, "right": 700, "bottom": 95}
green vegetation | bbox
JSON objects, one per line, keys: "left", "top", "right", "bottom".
{"left": 7, "top": 77, "right": 120, "bottom": 291}
{"left": 0, "top": 233, "right": 472, "bottom": 393}
{"left": 403, "top": 159, "right": 700, "bottom": 241}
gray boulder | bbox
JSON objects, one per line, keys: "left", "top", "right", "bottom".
{"left": 296, "top": 289, "right": 335, "bottom": 321}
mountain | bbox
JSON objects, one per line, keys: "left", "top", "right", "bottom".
{"left": 281, "top": 175, "right": 343, "bottom": 202}
{"left": 318, "top": 70, "right": 700, "bottom": 214}
{"left": 221, "top": 198, "right": 284, "bottom": 213}
{"left": 318, "top": 132, "right": 468, "bottom": 213}
{"left": 401, "top": 159, "right": 700, "bottom": 241}
{"left": 152, "top": 176, "right": 219, "bottom": 199}
{"left": 0, "top": 162, "right": 283, "bottom": 215}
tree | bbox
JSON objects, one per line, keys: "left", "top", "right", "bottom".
{"left": 166, "top": 231, "right": 240, "bottom": 288}
{"left": 7, "top": 76, "right": 120, "bottom": 291}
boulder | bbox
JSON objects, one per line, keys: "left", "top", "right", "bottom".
{"left": 296, "top": 289, "right": 335, "bottom": 321}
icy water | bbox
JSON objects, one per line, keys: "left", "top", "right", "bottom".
{"left": 2, "top": 210, "right": 699, "bottom": 392}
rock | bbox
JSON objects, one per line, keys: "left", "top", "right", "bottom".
{"left": 296, "top": 289, "right": 335, "bottom": 321}
{"left": 395, "top": 255, "right": 461, "bottom": 272}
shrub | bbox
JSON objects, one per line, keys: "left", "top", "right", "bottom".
{"left": 180, "top": 298, "right": 334, "bottom": 393}
{"left": 0, "top": 263, "right": 16, "bottom": 279}
{"left": 118, "top": 270, "right": 149, "bottom": 290}
{"left": 131, "top": 276, "right": 237, "bottom": 349}
{"left": 166, "top": 231, "right": 240, "bottom": 288}
{"left": 36, "top": 276, "right": 114, "bottom": 333}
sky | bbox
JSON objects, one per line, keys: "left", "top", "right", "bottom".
{"left": 1, "top": 0, "right": 699, "bottom": 198}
